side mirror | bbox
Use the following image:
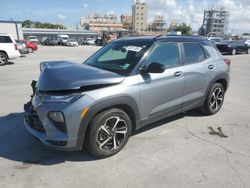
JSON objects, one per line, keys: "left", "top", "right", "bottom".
{"left": 140, "top": 62, "right": 165, "bottom": 74}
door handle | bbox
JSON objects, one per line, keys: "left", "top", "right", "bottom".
{"left": 208, "top": 64, "right": 215, "bottom": 69}
{"left": 173, "top": 71, "right": 183, "bottom": 77}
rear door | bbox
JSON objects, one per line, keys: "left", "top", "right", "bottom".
{"left": 182, "top": 42, "right": 214, "bottom": 111}
{"left": 138, "top": 42, "right": 184, "bottom": 124}
{"left": 0, "top": 36, "right": 14, "bottom": 56}
{"left": 0, "top": 35, "right": 18, "bottom": 58}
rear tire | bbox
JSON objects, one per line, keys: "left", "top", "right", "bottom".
{"left": 0, "top": 52, "right": 8, "bottom": 66}
{"left": 86, "top": 108, "right": 132, "bottom": 158}
{"left": 202, "top": 83, "right": 225, "bottom": 115}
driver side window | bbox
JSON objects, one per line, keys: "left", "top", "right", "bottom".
{"left": 147, "top": 43, "right": 180, "bottom": 69}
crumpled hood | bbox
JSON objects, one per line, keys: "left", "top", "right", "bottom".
{"left": 37, "top": 61, "right": 125, "bottom": 91}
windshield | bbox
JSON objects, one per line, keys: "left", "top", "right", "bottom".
{"left": 84, "top": 41, "right": 152, "bottom": 76}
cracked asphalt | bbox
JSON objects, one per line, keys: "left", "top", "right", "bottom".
{"left": 0, "top": 46, "right": 250, "bottom": 188}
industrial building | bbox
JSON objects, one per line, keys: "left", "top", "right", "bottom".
{"left": 22, "top": 28, "right": 99, "bottom": 41}
{"left": 150, "top": 15, "right": 166, "bottom": 32}
{"left": 132, "top": 0, "right": 148, "bottom": 33}
{"left": 0, "top": 20, "right": 23, "bottom": 40}
{"left": 199, "top": 8, "right": 229, "bottom": 37}
{"left": 80, "top": 14, "right": 124, "bottom": 31}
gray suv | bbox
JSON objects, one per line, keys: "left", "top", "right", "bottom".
{"left": 24, "top": 36, "right": 230, "bottom": 158}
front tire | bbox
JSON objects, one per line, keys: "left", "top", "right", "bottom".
{"left": 202, "top": 83, "right": 225, "bottom": 115}
{"left": 86, "top": 108, "right": 132, "bottom": 158}
{"left": 0, "top": 52, "right": 8, "bottom": 66}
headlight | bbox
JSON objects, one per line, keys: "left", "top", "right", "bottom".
{"left": 40, "top": 62, "right": 46, "bottom": 72}
{"left": 43, "top": 94, "right": 83, "bottom": 103}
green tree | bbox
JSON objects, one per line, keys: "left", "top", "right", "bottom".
{"left": 22, "top": 20, "right": 66, "bottom": 29}
{"left": 174, "top": 23, "right": 192, "bottom": 35}
{"left": 22, "top": 20, "right": 33, "bottom": 28}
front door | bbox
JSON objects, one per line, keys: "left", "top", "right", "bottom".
{"left": 138, "top": 42, "right": 184, "bottom": 125}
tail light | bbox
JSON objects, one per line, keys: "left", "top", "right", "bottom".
{"left": 224, "top": 59, "right": 231, "bottom": 66}
{"left": 14, "top": 43, "right": 18, "bottom": 50}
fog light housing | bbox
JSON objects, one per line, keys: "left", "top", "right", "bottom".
{"left": 48, "top": 111, "right": 65, "bottom": 123}
{"left": 48, "top": 111, "right": 67, "bottom": 133}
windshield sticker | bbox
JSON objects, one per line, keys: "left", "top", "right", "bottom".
{"left": 126, "top": 46, "right": 142, "bottom": 52}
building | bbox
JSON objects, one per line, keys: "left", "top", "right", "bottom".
{"left": 150, "top": 15, "right": 166, "bottom": 32}
{"left": 132, "top": 0, "right": 148, "bottom": 33}
{"left": 199, "top": 8, "right": 229, "bottom": 37}
{"left": 121, "top": 15, "right": 132, "bottom": 31}
{"left": 168, "top": 21, "right": 179, "bottom": 32}
{"left": 80, "top": 14, "right": 124, "bottom": 31}
{"left": 242, "top": 33, "right": 250, "bottom": 40}
{"left": 0, "top": 20, "right": 23, "bottom": 40}
{"left": 22, "top": 28, "right": 99, "bottom": 41}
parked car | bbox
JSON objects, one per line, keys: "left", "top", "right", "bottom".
{"left": 77, "top": 38, "right": 88, "bottom": 45}
{"left": 57, "top": 35, "right": 69, "bottom": 46}
{"left": 216, "top": 40, "right": 250, "bottom": 55}
{"left": 42, "top": 37, "right": 58, "bottom": 46}
{"left": 0, "top": 33, "right": 20, "bottom": 65}
{"left": 21, "top": 40, "right": 38, "bottom": 53}
{"left": 66, "top": 39, "right": 78, "bottom": 47}
{"left": 208, "top": 37, "right": 222, "bottom": 43}
{"left": 86, "top": 38, "right": 96, "bottom": 45}
{"left": 244, "top": 40, "right": 250, "bottom": 46}
{"left": 24, "top": 36, "right": 230, "bottom": 157}
{"left": 15, "top": 40, "right": 29, "bottom": 55}
{"left": 27, "top": 36, "right": 39, "bottom": 44}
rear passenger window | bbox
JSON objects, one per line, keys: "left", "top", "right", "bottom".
{"left": 0, "top": 36, "right": 12, "bottom": 43}
{"left": 183, "top": 43, "right": 206, "bottom": 64}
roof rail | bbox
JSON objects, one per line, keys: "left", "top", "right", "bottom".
{"left": 165, "top": 34, "right": 202, "bottom": 38}
{"left": 153, "top": 35, "right": 163, "bottom": 39}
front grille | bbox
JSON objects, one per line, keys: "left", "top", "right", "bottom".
{"left": 24, "top": 103, "right": 45, "bottom": 133}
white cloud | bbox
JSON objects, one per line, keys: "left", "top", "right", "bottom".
{"left": 147, "top": 0, "right": 250, "bottom": 33}
{"left": 57, "top": 14, "right": 66, "bottom": 20}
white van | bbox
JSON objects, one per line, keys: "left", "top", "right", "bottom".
{"left": 57, "top": 35, "right": 69, "bottom": 46}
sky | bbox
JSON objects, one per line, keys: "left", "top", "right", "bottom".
{"left": 0, "top": 0, "right": 250, "bottom": 34}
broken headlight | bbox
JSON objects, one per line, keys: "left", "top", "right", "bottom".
{"left": 43, "top": 94, "right": 83, "bottom": 103}
{"left": 40, "top": 62, "right": 46, "bottom": 72}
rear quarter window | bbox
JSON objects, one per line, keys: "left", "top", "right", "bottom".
{"left": 0, "top": 36, "right": 13, "bottom": 43}
{"left": 183, "top": 42, "right": 207, "bottom": 64}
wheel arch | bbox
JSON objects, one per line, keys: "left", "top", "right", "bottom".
{"left": 0, "top": 50, "right": 9, "bottom": 59}
{"left": 215, "top": 78, "right": 227, "bottom": 91}
{"left": 76, "top": 96, "right": 140, "bottom": 149}
{"left": 205, "top": 73, "right": 229, "bottom": 99}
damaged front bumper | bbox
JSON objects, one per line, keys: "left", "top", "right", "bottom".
{"left": 23, "top": 81, "right": 96, "bottom": 151}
